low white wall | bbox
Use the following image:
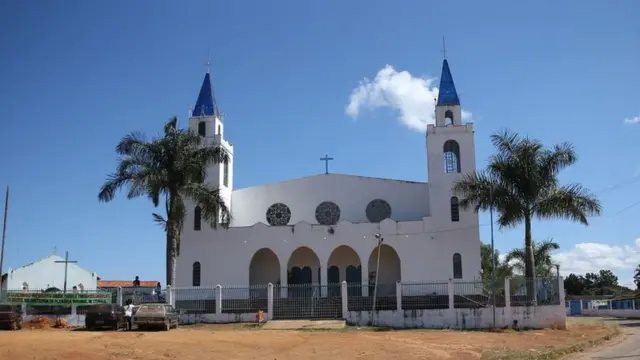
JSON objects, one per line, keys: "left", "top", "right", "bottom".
{"left": 346, "top": 305, "right": 567, "bottom": 330}
{"left": 179, "top": 312, "right": 262, "bottom": 324}
{"left": 581, "top": 308, "right": 640, "bottom": 318}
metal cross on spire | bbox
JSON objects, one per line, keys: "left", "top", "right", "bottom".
{"left": 55, "top": 251, "right": 78, "bottom": 294}
{"left": 320, "top": 154, "right": 334, "bottom": 174}
{"left": 441, "top": 37, "right": 447, "bottom": 59}
{"left": 205, "top": 49, "right": 212, "bottom": 74}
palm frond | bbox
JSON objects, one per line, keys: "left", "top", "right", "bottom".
{"left": 535, "top": 183, "right": 602, "bottom": 225}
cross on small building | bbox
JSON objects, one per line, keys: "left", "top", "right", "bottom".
{"left": 320, "top": 154, "right": 334, "bottom": 174}
{"left": 55, "top": 251, "right": 78, "bottom": 294}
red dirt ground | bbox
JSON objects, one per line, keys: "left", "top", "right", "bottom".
{"left": 0, "top": 322, "right": 613, "bottom": 360}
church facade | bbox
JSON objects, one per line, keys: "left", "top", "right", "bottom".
{"left": 176, "top": 59, "right": 481, "bottom": 295}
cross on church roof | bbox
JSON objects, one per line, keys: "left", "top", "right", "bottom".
{"left": 320, "top": 154, "right": 334, "bottom": 174}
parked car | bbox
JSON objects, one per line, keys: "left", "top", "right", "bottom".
{"left": 0, "top": 304, "right": 22, "bottom": 330}
{"left": 134, "top": 303, "right": 179, "bottom": 331}
{"left": 85, "top": 304, "right": 127, "bottom": 331}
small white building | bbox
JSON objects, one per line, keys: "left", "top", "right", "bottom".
{"left": 176, "top": 59, "right": 482, "bottom": 293}
{"left": 1, "top": 255, "right": 98, "bottom": 292}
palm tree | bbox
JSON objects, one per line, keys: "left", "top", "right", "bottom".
{"left": 504, "top": 239, "right": 560, "bottom": 277}
{"left": 98, "top": 117, "right": 230, "bottom": 286}
{"left": 452, "top": 130, "right": 601, "bottom": 297}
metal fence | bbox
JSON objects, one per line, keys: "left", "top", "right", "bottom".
{"left": 272, "top": 284, "right": 342, "bottom": 319}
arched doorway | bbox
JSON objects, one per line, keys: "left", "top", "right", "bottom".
{"left": 249, "top": 248, "right": 280, "bottom": 300}
{"left": 287, "top": 246, "right": 321, "bottom": 297}
{"left": 249, "top": 248, "right": 281, "bottom": 286}
{"left": 367, "top": 244, "right": 401, "bottom": 296}
{"left": 327, "top": 245, "right": 362, "bottom": 296}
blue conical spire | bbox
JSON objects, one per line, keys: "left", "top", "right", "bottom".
{"left": 436, "top": 59, "right": 460, "bottom": 106}
{"left": 192, "top": 72, "right": 217, "bottom": 117}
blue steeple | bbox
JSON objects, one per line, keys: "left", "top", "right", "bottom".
{"left": 192, "top": 72, "right": 217, "bottom": 117}
{"left": 436, "top": 59, "right": 460, "bottom": 106}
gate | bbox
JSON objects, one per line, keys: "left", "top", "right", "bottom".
{"left": 272, "top": 283, "right": 342, "bottom": 320}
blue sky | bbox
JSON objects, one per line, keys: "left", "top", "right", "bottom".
{"left": 1, "top": 1, "right": 639, "bottom": 286}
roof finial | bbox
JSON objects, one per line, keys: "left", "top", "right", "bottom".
{"left": 441, "top": 37, "right": 447, "bottom": 60}
{"left": 205, "top": 49, "right": 212, "bottom": 74}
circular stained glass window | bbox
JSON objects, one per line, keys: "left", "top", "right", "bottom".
{"left": 266, "top": 203, "right": 291, "bottom": 226}
{"left": 315, "top": 201, "right": 341, "bottom": 225}
{"left": 365, "top": 199, "right": 392, "bottom": 223}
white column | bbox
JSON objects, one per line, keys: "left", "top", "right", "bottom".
{"left": 447, "top": 278, "right": 454, "bottom": 309}
{"left": 361, "top": 262, "right": 369, "bottom": 296}
{"left": 341, "top": 281, "right": 348, "bottom": 319}
{"left": 267, "top": 283, "right": 274, "bottom": 320}
{"left": 395, "top": 281, "right": 402, "bottom": 311}
{"left": 280, "top": 266, "right": 288, "bottom": 298}
{"left": 215, "top": 285, "right": 222, "bottom": 315}
{"left": 116, "top": 287, "right": 123, "bottom": 306}
{"left": 320, "top": 265, "right": 327, "bottom": 297}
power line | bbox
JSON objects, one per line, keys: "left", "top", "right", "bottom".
{"left": 417, "top": 173, "right": 640, "bottom": 236}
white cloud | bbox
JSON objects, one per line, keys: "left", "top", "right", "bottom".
{"left": 623, "top": 115, "right": 640, "bottom": 125}
{"left": 345, "top": 65, "right": 472, "bottom": 132}
{"left": 552, "top": 239, "right": 640, "bottom": 286}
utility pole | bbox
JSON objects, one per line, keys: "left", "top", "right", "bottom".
{"left": 0, "top": 186, "right": 9, "bottom": 298}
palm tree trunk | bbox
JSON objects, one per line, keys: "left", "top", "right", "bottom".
{"left": 524, "top": 215, "right": 536, "bottom": 303}
{"left": 165, "top": 222, "right": 178, "bottom": 287}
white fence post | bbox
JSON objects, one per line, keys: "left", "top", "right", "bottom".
{"left": 341, "top": 281, "right": 348, "bottom": 319}
{"left": 557, "top": 276, "right": 565, "bottom": 305}
{"left": 396, "top": 281, "right": 402, "bottom": 311}
{"left": 504, "top": 277, "right": 511, "bottom": 328}
{"left": 215, "top": 285, "right": 222, "bottom": 315}
{"left": 166, "top": 285, "right": 174, "bottom": 307}
{"left": 447, "top": 278, "right": 454, "bottom": 309}
{"left": 116, "top": 287, "right": 123, "bottom": 306}
{"left": 267, "top": 283, "right": 274, "bottom": 320}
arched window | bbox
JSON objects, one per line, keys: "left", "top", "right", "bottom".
{"left": 217, "top": 125, "right": 221, "bottom": 135}
{"left": 22, "top": 282, "right": 28, "bottom": 292}
{"left": 223, "top": 162, "right": 229, "bottom": 187}
{"left": 192, "top": 261, "right": 201, "bottom": 286}
{"left": 443, "top": 140, "right": 461, "bottom": 173}
{"left": 444, "top": 110, "right": 454, "bottom": 125}
{"left": 450, "top": 196, "right": 460, "bottom": 222}
{"left": 194, "top": 206, "right": 202, "bottom": 231}
{"left": 453, "top": 253, "right": 462, "bottom": 279}
{"left": 198, "top": 121, "right": 206, "bottom": 137}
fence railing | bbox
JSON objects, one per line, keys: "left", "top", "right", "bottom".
{"left": 1, "top": 276, "right": 563, "bottom": 318}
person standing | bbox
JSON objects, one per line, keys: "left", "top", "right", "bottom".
{"left": 123, "top": 299, "right": 137, "bottom": 331}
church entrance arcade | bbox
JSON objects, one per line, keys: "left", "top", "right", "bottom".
{"left": 273, "top": 246, "right": 342, "bottom": 320}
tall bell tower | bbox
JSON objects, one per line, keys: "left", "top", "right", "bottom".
{"left": 426, "top": 58, "right": 477, "bottom": 230}
{"left": 188, "top": 67, "right": 234, "bottom": 221}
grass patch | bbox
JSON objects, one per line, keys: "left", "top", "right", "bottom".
{"left": 482, "top": 324, "right": 621, "bottom": 360}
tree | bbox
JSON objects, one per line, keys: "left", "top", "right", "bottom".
{"left": 634, "top": 265, "right": 640, "bottom": 290}
{"left": 563, "top": 273, "right": 587, "bottom": 295}
{"left": 504, "top": 238, "right": 560, "bottom": 277}
{"left": 480, "top": 243, "right": 513, "bottom": 282}
{"left": 98, "top": 117, "right": 230, "bottom": 286}
{"left": 452, "top": 130, "right": 602, "bottom": 298}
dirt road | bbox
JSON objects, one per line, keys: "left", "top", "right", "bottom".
{"left": 0, "top": 322, "right": 613, "bottom": 360}
{"left": 569, "top": 318, "right": 640, "bottom": 359}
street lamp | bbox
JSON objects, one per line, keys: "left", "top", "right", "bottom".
{"left": 372, "top": 233, "right": 384, "bottom": 319}
{"left": 489, "top": 188, "right": 496, "bottom": 329}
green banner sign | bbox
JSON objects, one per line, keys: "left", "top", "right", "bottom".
{"left": 6, "top": 292, "right": 112, "bottom": 305}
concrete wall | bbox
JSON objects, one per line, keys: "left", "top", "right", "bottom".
{"left": 176, "top": 216, "right": 481, "bottom": 288}
{"left": 346, "top": 305, "right": 566, "bottom": 329}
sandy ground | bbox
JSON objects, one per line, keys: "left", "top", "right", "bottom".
{"left": 0, "top": 321, "right": 614, "bottom": 360}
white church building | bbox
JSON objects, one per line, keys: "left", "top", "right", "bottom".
{"left": 176, "top": 59, "right": 481, "bottom": 295}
